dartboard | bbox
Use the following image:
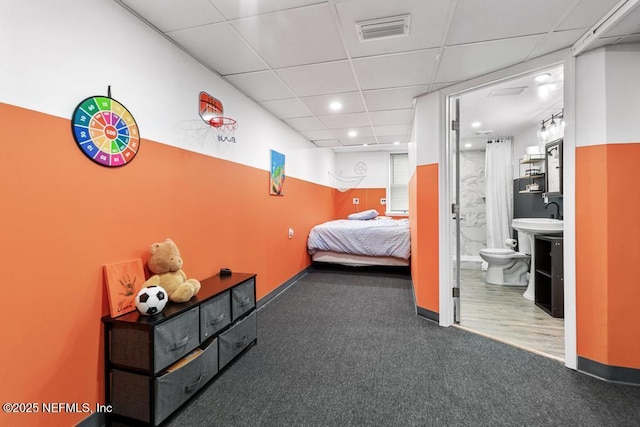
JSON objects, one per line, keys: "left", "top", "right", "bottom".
{"left": 71, "top": 96, "right": 140, "bottom": 167}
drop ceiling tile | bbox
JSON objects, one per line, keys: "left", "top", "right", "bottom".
{"left": 276, "top": 61, "right": 359, "bottom": 97}
{"left": 284, "top": 117, "right": 325, "bottom": 132}
{"left": 167, "top": 23, "right": 267, "bottom": 75}
{"left": 224, "top": 71, "right": 294, "bottom": 101}
{"left": 429, "top": 81, "right": 458, "bottom": 92}
{"left": 331, "top": 126, "right": 374, "bottom": 141}
{"left": 318, "top": 112, "right": 370, "bottom": 129}
{"left": 353, "top": 50, "right": 438, "bottom": 90}
{"left": 260, "top": 98, "right": 312, "bottom": 119}
{"left": 335, "top": 0, "right": 451, "bottom": 58}
{"left": 338, "top": 135, "right": 377, "bottom": 146}
{"left": 446, "top": 0, "right": 567, "bottom": 46}
{"left": 312, "top": 139, "right": 343, "bottom": 147}
{"left": 300, "top": 92, "right": 365, "bottom": 115}
{"left": 375, "top": 124, "right": 411, "bottom": 136}
{"left": 369, "top": 109, "right": 413, "bottom": 126}
{"left": 300, "top": 129, "right": 335, "bottom": 140}
{"left": 557, "top": 0, "right": 622, "bottom": 31}
{"left": 121, "top": 0, "right": 224, "bottom": 32}
{"left": 529, "top": 28, "right": 586, "bottom": 59}
{"left": 210, "top": 0, "right": 324, "bottom": 20}
{"left": 600, "top": 6, "right": 640, "bottom": 38}
{"left": 231, "top": 4, "right": 347, "bottom": 68}
{"left": 363, "top": 85, "right": 428, "bottom": 111}
{"left": 376, "top": 134, "right": 409, "bottom": 144}
{"left": 435, "top": 35, "right": 544, "bottom": 83}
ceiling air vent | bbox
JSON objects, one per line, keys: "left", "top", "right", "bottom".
{"left": 356, "top": 14, "right": 410, "bottom": 42}
{"left": 488, "top": 86, "right": 527, "bottom": 97}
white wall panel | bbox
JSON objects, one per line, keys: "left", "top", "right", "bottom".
{"left": 0, "top": 0, "right": 333, "bottom": 185}
{"left": 605, "top": 44, "right": 640, "bottom": 143}
{"left": 334, "top": 151, "right": 390, "bottom": 188}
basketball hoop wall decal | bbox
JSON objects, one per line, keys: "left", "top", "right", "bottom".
{"left": 199, "top": 91, "right": 237, "bottom": 143}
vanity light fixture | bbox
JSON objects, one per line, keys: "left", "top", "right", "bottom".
{"left": 538, "top": 109, "right": 564, "bottom": 143}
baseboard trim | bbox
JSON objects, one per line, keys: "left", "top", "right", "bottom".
{"left": 416, "top": 306, "right": 439, "bottom": 323}
{"left": 257, "top": 266, "right": 312, "bottom": 309}
{"left": 75, "top": 411, "right": 105, "bottom": 427}
{"left": 577, "top": 356, "right": 640, "bottom": 386}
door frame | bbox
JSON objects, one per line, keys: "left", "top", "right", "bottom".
{"left": 437, "top": 48, "right": 577, "bottom": 369}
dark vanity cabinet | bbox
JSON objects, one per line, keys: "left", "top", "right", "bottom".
{"left": 534, "top": 236, "right": 564, "bottom": 318}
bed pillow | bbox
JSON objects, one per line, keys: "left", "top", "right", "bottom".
{"left": 348, "top": 209, "right": 379, "bottom": 220}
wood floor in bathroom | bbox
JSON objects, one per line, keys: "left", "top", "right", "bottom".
{"left": 457, "top": 268, "right": 565, "bottom": 361}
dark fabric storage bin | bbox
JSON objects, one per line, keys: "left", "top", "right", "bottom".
{"left": 110, "top": 327, "right": 151, "bottom": 371}
{"left": 153, "top": 307, "right": 200, "bottom": 373}
{"left": 231, "top": 277, "right": 255, "bottom": 321}
{"left": 155, "top": 339, "right": 218, "bottom": 424}
{"left": 219, "top": 311, "right": 257, "bottom": 369}
{"left": 111, "top": 339, "right": 218, "bottom": 425}
{"left": 200, "top": 291, "right": 231, "bottom": 341}
{"left": 111, "top": 369, "right": 152, "bottom": 423}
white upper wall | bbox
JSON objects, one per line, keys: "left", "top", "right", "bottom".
{"left": 576, "top": 43, "right": 640, "bottom": 147}
{"left": 0, "top": 0, "right": 334, "bottom": 185}
{"left": 413, "top": 92, "right": 442, "bottom": 166}
{"left": 605, "top": 43, "right": 640, "bottom": 144}
{"left": 334, "top": 151, "right": 394, "bottom": 188}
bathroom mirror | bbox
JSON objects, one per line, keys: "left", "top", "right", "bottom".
{"left": 545, "top": 138, "right": 563, "bottom": 196}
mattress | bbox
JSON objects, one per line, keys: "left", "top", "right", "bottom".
{"left": 311, "top": 250, "right": 410, "bottom": 267}
{"left": 307, "top": 217, "right": 410, "bottom": 261}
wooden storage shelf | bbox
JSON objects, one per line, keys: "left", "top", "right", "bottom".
{"left": 102, "top": 272, "right": 257, "bottom": 426}
{"left": 518, "top": 158, "right": 545, "bottom": 194}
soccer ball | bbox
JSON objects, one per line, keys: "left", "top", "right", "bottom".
{"left": 135, "top": 286, "right": 168, "bottom": 316}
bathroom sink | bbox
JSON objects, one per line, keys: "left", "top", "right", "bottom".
{"left": 512, "top": 218, "right": 563, "bottom": 234}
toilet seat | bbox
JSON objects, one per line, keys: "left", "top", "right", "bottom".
{"left": 481, "top": 248, "right": 515, "bottom": 255}
{"left": 480, "top": 248, "right": 529, "bottom": 259}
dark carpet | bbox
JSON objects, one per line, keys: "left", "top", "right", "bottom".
{"left": 167, "top": 268, "right": 640, "bottom": 426}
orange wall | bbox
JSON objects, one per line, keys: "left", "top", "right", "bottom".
{"left": 576, "top": 143, "right": 640, "bottom": 369}
{"left": 334, "top": 188, "right": 387, "bottom": 219}
{"left": 409, "top": 164, "right": 439, "bottom": 312}
{"left": 0, "top": 103, "right": 334, "bottom": 426}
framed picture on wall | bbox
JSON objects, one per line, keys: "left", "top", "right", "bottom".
{"left": 270, "top": 150, "right": 285, "bottom": 196}
{"left": 545, "top": 138, "right": 563, "bottom": 196}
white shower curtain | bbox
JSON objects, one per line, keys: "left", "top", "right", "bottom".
{"left": 485, "top": 138, "right": 513, "bottom": 249}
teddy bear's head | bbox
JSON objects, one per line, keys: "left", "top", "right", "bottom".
{"left": 147, "top": 238, "right": 184, "bottom": 274}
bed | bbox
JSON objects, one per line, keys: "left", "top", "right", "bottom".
{"left": 307, "top": 212, "right": 411, "bottom": 267}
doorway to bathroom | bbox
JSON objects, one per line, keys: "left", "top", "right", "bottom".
{"left": 449, "top": 64, "right": 566, "bottom": 361}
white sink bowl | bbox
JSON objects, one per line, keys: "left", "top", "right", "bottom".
{"left": 512, "top": 217, "right": 563, "bottom": 234}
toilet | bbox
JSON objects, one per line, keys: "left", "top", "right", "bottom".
{"left": 478, "top": 238, "right": 530, "bottom": 286}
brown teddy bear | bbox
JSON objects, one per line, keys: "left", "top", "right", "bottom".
{"left": 142, "top": 238, "right": 201, "bottom": 303}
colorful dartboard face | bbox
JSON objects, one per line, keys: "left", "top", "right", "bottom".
{"left": 71, "top": 96, "right": 140, "bottom": 167}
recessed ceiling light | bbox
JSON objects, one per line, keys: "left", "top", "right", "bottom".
{"left": 363, "top": 143, "right": 368, "bottom": 147}
{"left": 348, "top": 130, "right": 358, "bottom": 137}
{"left": 471, "top": 122, "right": 481, "bottom": 128}
{"left": 393, "top": 141, "right": 400, "bottom": 145}
{"left": 465, "top": 143, "right": 472, "bottom": 148}
{"left": 329, "top": 101, "right": 342, "bottom": 111}
{"left": 535, "top": 73, "right": 551, "bottom": 82}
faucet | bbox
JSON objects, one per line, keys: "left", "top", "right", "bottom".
{"left": 545, "top": 202, "right": 561, "bottom": 219}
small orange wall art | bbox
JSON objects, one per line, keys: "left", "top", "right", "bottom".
{"left": 104, "top": 258, "right": 145, "bottom": 317}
